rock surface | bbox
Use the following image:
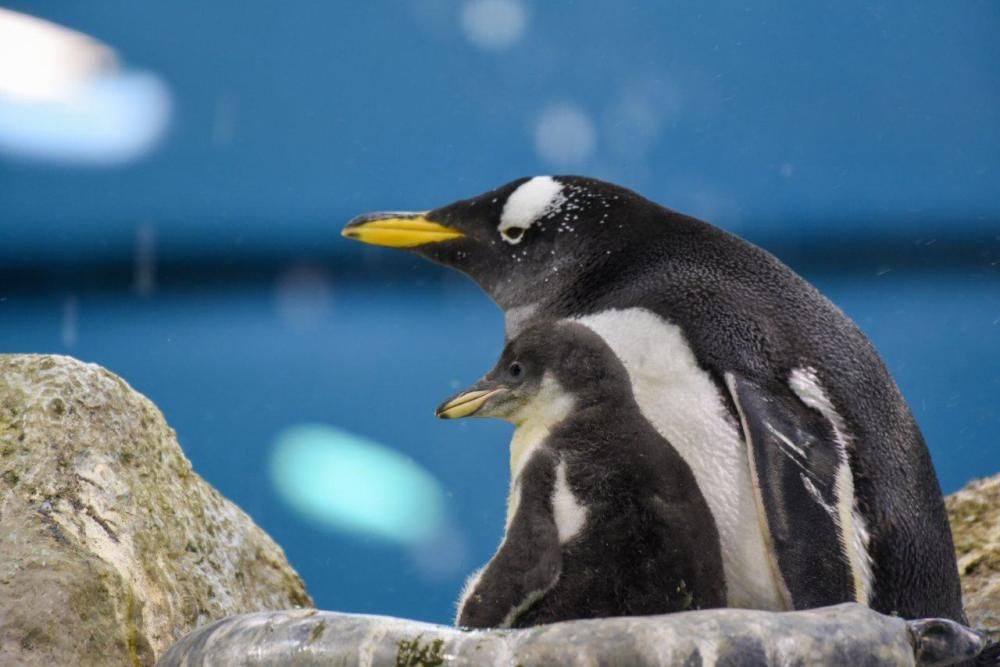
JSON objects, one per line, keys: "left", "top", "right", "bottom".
{"left": 0, "top": 354, "right": 312, "bottom": 666}
{"left": 156, "top": 603, "right": 985, "bottom": 667}
{"left": 947, "top": 473, "right": 1000, "bottom": 642}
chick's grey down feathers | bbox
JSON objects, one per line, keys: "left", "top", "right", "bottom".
{"left": 458, "top": 322, "right": 726, "bottom": 628}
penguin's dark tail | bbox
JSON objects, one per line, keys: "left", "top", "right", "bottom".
{"left": 974, "top": 640, "right": 1000, "bottom": 666}
{"left": 907, "top": 617, "right": 993, "bottom": 666}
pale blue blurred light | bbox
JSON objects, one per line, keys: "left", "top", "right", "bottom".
{"left": 270, "top": 423, "right": 446, "bottom": 545}
{"left": 0, "top": 70, "right": 170, "bottom": 165}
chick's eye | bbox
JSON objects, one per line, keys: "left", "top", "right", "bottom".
{"left": 508, "top": 362, "right": 523, "bottom": 379}
{"left": 502, "top": 226, "right": 525, "bottom": 241}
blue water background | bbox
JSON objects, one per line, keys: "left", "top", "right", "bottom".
{"left": 1, "top": 1, "right": 998, "bottom": 625}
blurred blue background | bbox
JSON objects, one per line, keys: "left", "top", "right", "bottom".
{"left": 0, "top": 1, "right": 997, "bottom": 625}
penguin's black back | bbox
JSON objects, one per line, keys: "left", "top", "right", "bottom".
{"left": 541, "top": 196, "right": 963, "bottom": 621}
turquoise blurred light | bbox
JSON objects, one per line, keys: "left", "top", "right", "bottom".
{"left": 0, "top": 71, "right": 171, "bottom": 165}
{"left": 270, "top": 424, "right": 446, "bottom": 545}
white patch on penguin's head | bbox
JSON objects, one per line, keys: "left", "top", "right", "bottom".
{"left": 498, "top": 176, "right": 566, "bottom": 245}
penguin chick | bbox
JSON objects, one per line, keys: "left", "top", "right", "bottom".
{"left": 436, "top": 320, "right": 726, "bottom": 629}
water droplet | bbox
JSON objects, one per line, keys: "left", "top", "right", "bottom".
{"left": 61, "top": 294, "right": 78, "bottom": 348}
{"left": 274, "top": 263, "right": 333, "bottom": 332}
{"left": 534, "top": 102, "right": 596, "bottom": 167}
{"left": 460, "top": 0, "right": 527, "bottom": 51}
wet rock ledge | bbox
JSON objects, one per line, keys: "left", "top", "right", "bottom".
{"left": 0, "top": 354, "right": 996, "bottom": 666}
{"left": 0, "top": 355, "right": 311, "bottom": 666}
{"left": 156, "top": 603, "right": 986, "bottom": 667}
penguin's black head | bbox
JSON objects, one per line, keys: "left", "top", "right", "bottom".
{"left": 343, "top": 176, "right": 660, "bottom": 309}
{"left": 435, "top": 320, "right": 630, "bottom": 423}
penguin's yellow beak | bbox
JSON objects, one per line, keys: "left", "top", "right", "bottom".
{"left": 435, "top": 386, "right": 508, "bottom": 420}
{"left": 342, "top": 212, "right": 464, "bottom": 248}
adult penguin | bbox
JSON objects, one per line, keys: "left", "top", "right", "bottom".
{"left": 343, "top": 175, "right": 965, "bottom": 622}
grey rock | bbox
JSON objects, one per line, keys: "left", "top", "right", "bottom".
{"left": 0, "top": 354, "right": 312, "bottom": 666}
{"left": 157, "top": 603, "right": 985, "bottom": 667}
{"left": 947, "top": 473, "right": 1000, "bottom": 642}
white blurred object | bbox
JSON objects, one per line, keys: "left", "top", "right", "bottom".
{"left": 460, "top": 0, "right": 526, "bottom": 51}
{"left": 274, "top": 263, "right": 334, "bottom": 332}
{"left": 0, "top": 8, "right": 117, "bottom": 102}
{"left": 0, "top": 8, "right": 171, "bottom": 165}
{"left": 270, "top": 424, "right": 448, "bottom": 546}
{"left": 534, "top": 102, "right": 597, "bottom": 167}
{"left": 603, "top": 78, "right": 682, "bottom": 159}
{"left": 61, "top": 294, "right": 78, "bottom": 348}
{"left": 134, "top": 223, "right": 157, "bottom": 297}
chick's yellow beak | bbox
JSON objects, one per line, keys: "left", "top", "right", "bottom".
{"left": 435, "top": 387, "right": 507, "bottom": 420}
{"left": 342, "top": 212, "right": 464, "bottom": 248}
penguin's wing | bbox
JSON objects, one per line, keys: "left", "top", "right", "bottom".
{"left": 724, "top": 371, "right": 864, "bottom": 609}
{"left": 457, "top": 449, "right": 562, "bottom": 629}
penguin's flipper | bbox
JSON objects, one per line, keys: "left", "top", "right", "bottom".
{"left": 457, "top": 450, "right": 562, "bottom": 629}
{"left": 724, "top": 372, "right": 862, "bottom": 610}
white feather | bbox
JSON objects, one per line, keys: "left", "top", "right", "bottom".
{"left": 499, "top": 584, "right": 554, "bottom": 629}
{"left": 576, "top": 308, "right": 787, "bottom": 610}
{"left": 764, "top": 421, "right": 808, "bottom": 460}
{"left": 508, "top": 373, "right": 575, "bottom": 479}
{"left": 551, "top": 460, "right": 587, "bottom": 544}
{"left": 789, "top": 367, "right": 874, "bottom": 605}
{"left": 498, "top": 176, "right": 565, "bottom": 244}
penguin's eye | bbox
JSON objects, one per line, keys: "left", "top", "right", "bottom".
{"left": 501, "top": 226, "right": 525, "bottom": 242}
{"left": 507, "top": 362, "right": 523, "bottom": 380}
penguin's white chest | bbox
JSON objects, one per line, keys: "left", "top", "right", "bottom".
{"left": 574, "top": 307, "right": 787, "bottom": 611}
{"left": 505, "top": 373, "right": 577, "bottom": 529}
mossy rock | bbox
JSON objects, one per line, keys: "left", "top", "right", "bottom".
{"left": 0, "top": 355, "right": 312, "bottom": 666}
{"left": 947, "top": 473, "right": 1000, "bottom": 641}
